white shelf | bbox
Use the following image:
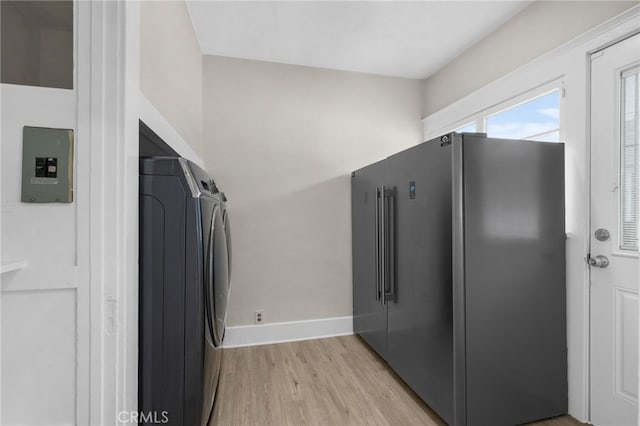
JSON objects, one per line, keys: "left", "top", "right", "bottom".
{"left": 1, "top": 260, "right": 28, "bottom": 274}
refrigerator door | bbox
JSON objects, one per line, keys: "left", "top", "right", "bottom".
{"left": 456, "top": 136, "right": 567, "bottom": 426}
{"left": 352, "top": 160, "right": 388, "bottom": 359}
{"left": 385, "top": 138, "right": 454, "bottom": 425}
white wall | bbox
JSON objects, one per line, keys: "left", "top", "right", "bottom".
{"left": 140, "top": 0, "right": 203, "bottom": 159}
{"left": 421, "top": 1, "right": 637, "bottom": 118}
{"left": 421, "top": 7, "right": 640, "bottom": 422}
{"left": 203, "top": 56, "right": 422, "bottom": 327}
{"left": 1, "top": 85, "right": 77, "bottom": 425}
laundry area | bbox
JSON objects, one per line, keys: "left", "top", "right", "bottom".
{"left": 0, "top": 2, "right": 639, "bottom": 426}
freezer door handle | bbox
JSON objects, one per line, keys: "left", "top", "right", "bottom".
{"left": 384, "top": 187, "right": 397, "bottom": 303}
{"left": 375, "top": 187, "right": 381, "bottom": 302}
{"left": 380, "top": 186, "right": 387, "bottom": 305}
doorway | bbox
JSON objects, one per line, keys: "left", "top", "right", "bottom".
{"left": 589, "top": 32, "right": 639, "bottom": 426}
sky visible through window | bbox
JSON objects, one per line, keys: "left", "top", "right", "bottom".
{"left": 486, "top": 91, "right": 560, "bottom": 142}
{"left": 456, "top": 122, "right": 476, "bottom": 133}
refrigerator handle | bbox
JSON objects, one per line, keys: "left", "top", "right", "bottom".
{"left": 384, "top": 187, "right": 397, "bottom": 303}
{"left": 380, "top": 185, "right": 387, "bottom": 305}
{"left": 375, "top": 187, "right": 381, "bottom": 302}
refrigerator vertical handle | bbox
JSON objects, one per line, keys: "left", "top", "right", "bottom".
{"left": 384, "top": 187, "right": 396, "bottom": 303}
{"left": 380, "top": 185, "right": 386, "bottom": 305}
{"left": 375, "top": 187, "right": 381, "bottom": 302}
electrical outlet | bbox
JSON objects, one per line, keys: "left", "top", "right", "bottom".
{"left": 254, "top": 310, "right": 264, "bottom": 324}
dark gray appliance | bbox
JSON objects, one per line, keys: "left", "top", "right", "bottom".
{"left": 139, "top": 156, "right": 231, "bottom": 426}
{"left": 352, "top": 133, "right": 567, "bottom": 426}
{"left": 139, "top": 120, "right": 180, "bottom": 158}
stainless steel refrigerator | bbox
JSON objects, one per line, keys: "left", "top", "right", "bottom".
{"left": 351, "top": 132, "right": 567, "bottom": 426}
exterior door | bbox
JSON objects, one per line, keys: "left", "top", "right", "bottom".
{"left": 590, "top": 33, "right": 640, "bottom": 426}
{"left": 352, "top": 160, "right": 388, "bottom": 359}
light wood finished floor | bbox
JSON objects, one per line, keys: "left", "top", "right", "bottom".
{"left": 210, "top": 335, "right": 583, "bottom": 426}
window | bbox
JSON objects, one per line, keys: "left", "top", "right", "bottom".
{"left": 455, "top": 122, "right": 477, "bottom": 133}
{"left": 1, "top": 1, "right": 73, "bottom": 89}
{"left": 442, "top": 83, "right": 563, "bottom": 144}
{"left": 620, "top": 67, "right": 639, "bottom": 252}
{"left": 486, "top": 91, "right": 561, "bottom": 142}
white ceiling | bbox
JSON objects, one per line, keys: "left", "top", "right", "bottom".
{"left": 186, "top": 1, "right": 532, "bottom": 80}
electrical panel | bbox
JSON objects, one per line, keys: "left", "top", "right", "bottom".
{"left": 21, "top": 126, "right": 73, "bottom": 203}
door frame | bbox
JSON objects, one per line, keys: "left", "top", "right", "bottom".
{"left": 76, "top": 1, "right": 140, "bottom": 424}
{"left": 586, "top": 29, "right": 640, "bottom": 424}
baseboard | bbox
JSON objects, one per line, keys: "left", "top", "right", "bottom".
{"left": 222, "top": 316, "right": 354, "bottom": 348}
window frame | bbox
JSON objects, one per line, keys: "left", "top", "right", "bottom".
{"left": 617, "top": 65, "right": 639, "bottom": 254}
{"left": 444, "top": 79, "right": 565, "bottom": 144}
{"left": 0, "top": 0, "right": 75, "bottom": 90}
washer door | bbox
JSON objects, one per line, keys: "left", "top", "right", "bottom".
{"left": 209, "top": 205, "right": 229, "bottom": 346}
{"left": 222, "top": 207, "right": 232, "bottom": 283}
{"left": 201, "top": 204, "right": 229, "bottom": 424}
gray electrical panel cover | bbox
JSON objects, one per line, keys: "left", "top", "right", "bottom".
{"left": 21, "top": 126, "right": 73, "bottom": 203}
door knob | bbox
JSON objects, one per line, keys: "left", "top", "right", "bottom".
{"left": 588, "top": 255, "right": 609, "bottom": 268}
{"left": 594, "top": 228, "right": 610, "bottom": 241}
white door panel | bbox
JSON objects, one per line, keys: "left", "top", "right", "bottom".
{"left": 590, "top": 33, "right": 640, "bottom": 426}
